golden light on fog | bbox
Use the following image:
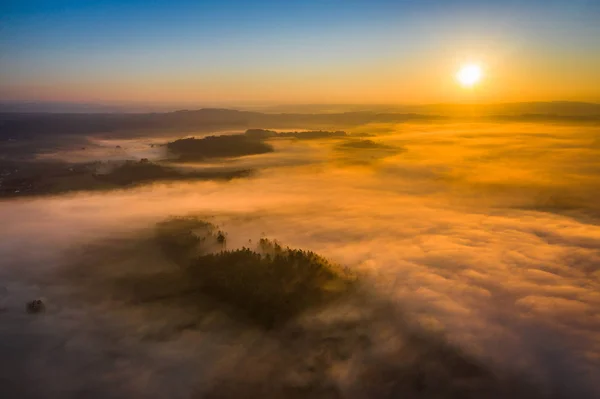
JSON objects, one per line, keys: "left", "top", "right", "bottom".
{"left": 457, "top": 64, "right": 482, "bottom": 87}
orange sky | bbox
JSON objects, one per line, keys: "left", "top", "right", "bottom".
{"left": 1, "top": 0, "right": 599, "bottom": 105}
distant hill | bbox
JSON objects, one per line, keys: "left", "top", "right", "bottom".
{"left": 2, "top": 101, "right": 599, "bottom": 116}
{"left": 1, "top": 102, "right": 598, "bottom": 140}
{"left": 0, "top": 109, "right": 439, "bottom": 139}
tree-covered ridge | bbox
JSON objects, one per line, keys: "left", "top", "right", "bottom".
{"left": 97, "top": 160, "right": 251, "bottom": 186}
{"left": 167, "top": 135, "right": 274, "bottom": 161}
{"left": 0, "top": 159, "right": 252, "bottom": 198}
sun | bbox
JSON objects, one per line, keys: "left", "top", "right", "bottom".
{"left": 457, "top": 64, "right": 482, "bottom": 87}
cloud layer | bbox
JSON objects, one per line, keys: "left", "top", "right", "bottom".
{"left": 1, "top": 122, "right": 599, "bottom": 397}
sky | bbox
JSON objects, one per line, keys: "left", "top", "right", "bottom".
{"left": 1, "top": 0, "right": 599, "bottom": 105}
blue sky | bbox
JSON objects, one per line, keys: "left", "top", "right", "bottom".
{"left": 1, "top": 0, "right": 599, "bottom": 104}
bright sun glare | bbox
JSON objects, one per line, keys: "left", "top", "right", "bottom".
{"left": 457, "top": 64, "right": 482, "bottom": 87}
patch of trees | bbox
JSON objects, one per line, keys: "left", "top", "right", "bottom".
{"left": 95, "top": 160, "right": 183, "bottom": 185}
{"left": 156, "top": 217, "right": 226, "bottom": 265}
{"left": 95, "top": 160, "right": 252, "bottom": 186}
{"left": 167, "top": 135, "right": 274, "bottom": 161}
{"left": 0, "top": 158, "right": 253, "bottom": 198}
{"left": 0, "top": 160, "right": 95, "bottom": 197}
{"left": 155, "top": 217, "right": 356, "bottom": 328}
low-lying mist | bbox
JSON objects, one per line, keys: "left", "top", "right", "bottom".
{"left": 1, "top": 122, "right": 599, "bottom": 398}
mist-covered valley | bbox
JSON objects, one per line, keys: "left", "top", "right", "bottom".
{"left": 1, "top": 119, "right": 600, "bottom": 398}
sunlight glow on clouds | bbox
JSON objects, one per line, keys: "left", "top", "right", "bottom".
{"left": 1, "top": 122, "right": 599, "bottom": 396}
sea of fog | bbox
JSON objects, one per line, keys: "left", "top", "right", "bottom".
{"left": 1, "top": 122, "right": 599, "bottom": 398}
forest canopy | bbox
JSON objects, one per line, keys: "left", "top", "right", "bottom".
{"left": 155, "top": 217, "right": 356, "bottom": 328}
{"left": 167, "top": 135, "right": 274, "bottom": 161}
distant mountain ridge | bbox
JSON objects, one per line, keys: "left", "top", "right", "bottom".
{"left": 1, "top": 103, "right": 598, "bottom": 140}
{"left": 0, "top": 109, "right": 440, "bottom": 139}
{"left": 1, "top": 101, "right": 599, "bottom": 116}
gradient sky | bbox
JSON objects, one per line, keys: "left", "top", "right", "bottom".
{"left": 1, "top": 0, "right": 599, "bottom": 105}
